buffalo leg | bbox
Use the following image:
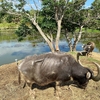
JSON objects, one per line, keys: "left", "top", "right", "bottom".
{"left": 29, "top": 88, "right": 36, "bottom": 100}
{"left": 77, "top": 51, "right": 87, "bottom": 62}
{"left": 55, "top": 82, "right": 62, "bottom": 100}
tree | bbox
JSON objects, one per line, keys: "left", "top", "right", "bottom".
{"left": 91, "top": 0, "right": 100, "bottom": 18}
{"left": 15, "top": 23, "right": 31, "bottom": 37}
{"left": 62, "top": 0, "right": 87, "bottom": 51}
{"left": 1, "top": 0, "right": 92, "bottom": 52}
{"left": 41, "top": 0, "right": 70, "bottom": 51}
{"left": 90, "top": 0, "right": 100, "bottom": 30}
{"left": 1, "top": 0, "right": 71, "bottom": 52}
{"left": 0, "top": 10, "right": 5, "bottom": 23}
{"left": 5, "top": 15, "right": 14, "bottom": 23}
{"left": 15, "top": 16, "right": 38, "bottom": 41}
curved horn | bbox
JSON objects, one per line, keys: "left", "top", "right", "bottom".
{"left": 92, "top": 62, "right": 100, "bottom": 81}
{"left": 77, "top": 51, "right": 87, "bottom": 65}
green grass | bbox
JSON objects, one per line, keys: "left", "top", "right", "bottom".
{"left": 0, "top": 34, "right": 17, "bottom": 41}
{"left": 0, "top": 22, "right": 19, "bottom": 28}
{"left": 87, "top": 57, "right": 100, "bottom": 63}
{"left": 68, "top": 51, "right": 100, "bottom": 64}
{"left": 67, "top": 51, "right": 77, "bottom": 56}
{"left": 75, "top": 28, "right": 100, "bottom": 34}
{"left": 0, "top": 22, "right": 18, "bottom": 41}
{"left": 84, "top": 28, "right": 100, "bottom": 33}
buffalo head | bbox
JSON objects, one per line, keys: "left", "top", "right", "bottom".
{"left": 74, "top": 61, "right": 100, "bottom": 89}
{"left": 82, "top": 42, "right": 95, "bottom": 56}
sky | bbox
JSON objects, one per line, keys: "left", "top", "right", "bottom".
{"left": 85, "top": 0, "right": 94, "bottom": 8}
{"left": 23, "top": 0, "right": 95, "bottom": 10}
{"left": 24, "top": 0, "right": 41, "bottom": 10}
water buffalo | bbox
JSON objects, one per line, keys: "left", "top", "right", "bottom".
{"left": 17, "top": 52, "right": 100, "bottom": 98}
{"left": 82, "top": 42, "right": 95, "bottom": 56}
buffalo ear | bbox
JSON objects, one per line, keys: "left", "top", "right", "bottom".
{"left": 86, "top": 72, "right": 91, "bottom": 79}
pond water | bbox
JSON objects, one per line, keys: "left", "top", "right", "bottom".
{"left": 0, "top": 40, "right": 99, "bottom": 66}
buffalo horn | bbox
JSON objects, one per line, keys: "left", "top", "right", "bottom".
{"left": 92, "top": 62, "right": 100, "bottom": 81}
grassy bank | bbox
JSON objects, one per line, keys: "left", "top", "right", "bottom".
{"left": 0, "top": 23, "right": 18, "bottom": 41}
{"left": 0, "top": 22, "right": 19, "bottom": 29}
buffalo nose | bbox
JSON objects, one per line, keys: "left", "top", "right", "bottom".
{"left": 78, "top": 82, "right": 88, "bottom": 89}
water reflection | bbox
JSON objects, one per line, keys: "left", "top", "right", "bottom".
{"left": 0, "top": 40, "right": 99, "bottom": 66}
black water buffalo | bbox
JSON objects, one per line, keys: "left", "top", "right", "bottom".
{"left": 82, "top": 42, "right": 95, "bottom": 56}
{"left": 77, "top": 42, "right": 95, "bottom": 62}
{"left": 17, "top": 52, "right": 100, "bottom": 97}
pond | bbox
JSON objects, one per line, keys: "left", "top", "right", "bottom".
{"left": 0, "top": 39, "right": 100, "bottom": 66}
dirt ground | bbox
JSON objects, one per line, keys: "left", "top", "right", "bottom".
{"left": 0, "top": 52, "right": 100, "bottom": 100}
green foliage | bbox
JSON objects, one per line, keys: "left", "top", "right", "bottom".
{"left": 73, "top": 0, "right": 86, "bottom": 10}
{"left": 1, "top": 0, "right": 13, "bottom": 11}
{"left": 39, "top": 14, "right": 57, "bottom": 33}
{"left": 91, "top": 0, "right": 100, "bottom": 11}
{"left": 15, "top": 15, "right": 36, "bottom": 40}
{"left": 15, "top": 0, "right": 26, "bottom": 11}
{"left": 5, "top": 15, "right": 14, "bottom": 23}
{"left": 17, "top": 36, "right": 24, "bottom": 41}
{"left": 89, "top": 0, "right": 100, "bottom": 29}
{"left": 21, "top": 16, "right": 30, "bottom": 23}
{"left": 15, "top": 23, "right": 31, "bottom": 37}
{"left": 40, "top": 0, "right": 56, "bottom": 33}
{"left": 0, "top": 10, "right": 6, "bottom": 23}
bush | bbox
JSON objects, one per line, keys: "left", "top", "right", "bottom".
{"left": 15, "top": 23, "right": 31, "bottom": 37}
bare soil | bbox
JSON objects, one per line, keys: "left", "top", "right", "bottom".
{"left": 0, "top": 52, "right": 100, "bottom": 100}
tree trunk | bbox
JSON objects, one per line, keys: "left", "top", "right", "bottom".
{"left": 55, "top": 20, "right": 62, "bottom": 51}
{"left": 32, "top": 20, "right": 55, "bottom": 52}
{"left": 72, "top": 25, "right": 83, "bottom": 51}
{"left": 65, "top": 29, "right": 72, "bottom": 52}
